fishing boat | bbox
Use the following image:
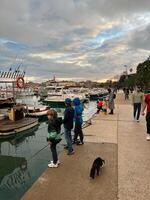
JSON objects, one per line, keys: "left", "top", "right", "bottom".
{"left": 0, "top": 69, "right": 39, "bottom": 138}
{"left": 0, "top": 104, "right": 38, "bottom": 138}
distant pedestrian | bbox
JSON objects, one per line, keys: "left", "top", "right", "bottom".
{"left": 73, "top": 97, "right": 84, "bottom": 145}
{"left": 124, "top": 88, "right": 129, "bottom": 100}
{"left": 63, "top": 98, "right": 75, "bottom": 155}
{"left": 47, "top": 109, "right": 62, "bottom": 168}
{"left": 142, "top": 90, "right": 150, "bottom": 141}
{"left": 132, "top": 87, "right": 144, "bottom": 122}
{"left": 96, "top": 98, "right": 103, "bottom": 114}
{"left": 107, "top": 88, "right": 115, "bottom": 114}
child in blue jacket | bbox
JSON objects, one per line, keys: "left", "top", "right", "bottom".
{"left": 73, "top": 97, "right": 84, "bottom": 144}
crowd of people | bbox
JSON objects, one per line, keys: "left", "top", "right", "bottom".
{"left": 123, "top": 87, "right": 150, "bottom": 141}
{"left": 131, "top": 87, "right": 150, "bottom": 141}
{"left": 46, "top": 87, "right": 150, "bottom": 168}
{"left": 46, "top": 97, "right": 84, "bottom": 168}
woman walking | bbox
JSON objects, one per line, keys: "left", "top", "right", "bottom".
{"left": 132, "top": 87, "right": 144, "bottom": 122}
{"left": 142, "top": 90, "right": 150, "bottom": 140}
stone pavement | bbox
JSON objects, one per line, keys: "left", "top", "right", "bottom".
{"left": 22, "top": 93, "right": 150, "bottom": 200}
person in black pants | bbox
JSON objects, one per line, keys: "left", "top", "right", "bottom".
{"left": 63, "top": 98, "right": 75, "bottom": 155}
{"left": 142, "top": 92, "right": 150, "bottom": 140}
{"left": 73, "top": 97, "right": 84, "bottom": 144}
{"left": 47, "top": 109, "right": 62, "bottom": 168}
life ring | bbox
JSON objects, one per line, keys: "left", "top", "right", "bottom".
{"left": 16, "top": 77, "right": 25, "bottom": 89}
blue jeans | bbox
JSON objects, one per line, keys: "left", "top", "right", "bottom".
{"left": 133, "top": 103, "right": 141, "bottom": 120}
{"left": 64, "top": 129, "right": 73, "bottom": 153}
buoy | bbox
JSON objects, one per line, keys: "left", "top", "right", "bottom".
{"left": 16, "top": 76, "right": 25, "bottom": 89}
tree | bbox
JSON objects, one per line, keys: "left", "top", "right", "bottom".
{"left": 136, "top": 59, "right": 150, "bottom": 88}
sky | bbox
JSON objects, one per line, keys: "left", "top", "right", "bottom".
{"left": 0, "top": 0, "right": 150, "bottom": 82}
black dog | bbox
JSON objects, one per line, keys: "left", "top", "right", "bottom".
{"left": 90, "top": 157, "right": 105, "bottom": 179}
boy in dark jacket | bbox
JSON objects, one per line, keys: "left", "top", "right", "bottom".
{"left": 63, "top": 98, "right": 75, "bottom": 155}
{"left": 47, "top": 109, "right": 62, "bottom": 168}
{"left": 73, "top": 97, "right": 84, "bottom": 144}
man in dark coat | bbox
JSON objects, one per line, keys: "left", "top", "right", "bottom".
{"left": 63, "top": 98, "right": 75, "bottom": 155}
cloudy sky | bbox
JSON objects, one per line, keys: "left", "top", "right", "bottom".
{"left": 0, "top": 0, "right": 150, "bottom": 82}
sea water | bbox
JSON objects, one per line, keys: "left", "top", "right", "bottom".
{"left": 0, "top": 97, "right": 97, "bottom": 200}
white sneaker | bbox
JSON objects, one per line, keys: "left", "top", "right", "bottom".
{"left": 146, "top": 134, "right": 150, "bottom": 141}
{"left": 49, "top": 160, "right": 60, "bottom": 165}
{"left": 57, "top": 160, "right": 60, "bottom": 165}
{"left": 48, "top": 163, "right": 58, "bottom": 168}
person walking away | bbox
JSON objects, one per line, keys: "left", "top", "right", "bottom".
{"left": 107, "top": 88, "right": 115, "bottom": 114}
{"left": 125, "top": 88, "right": 129, "bottom": 100}
{"left": 97, "top": 98, "right": 103, "bottom": 114}
{"left": 141, "top": 90, "right": 150, "bottom": 140}
{"left": 47, "top": 109, "right": 62, "bottom": 168}
{"left": 63, "top": 98, "right": 75, "bottom": 155}
{"left": 132, "top": 87, "right": 144, "bottom": 122}
{"left": 73, "top": 97, "right": 84, "bottom": 145}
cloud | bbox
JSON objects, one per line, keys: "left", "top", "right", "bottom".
{"left": 129, "top": 24, "right": 150, "bottom": 51}
{"left": 0, "top": 0, "right": 150, "bottom": 82}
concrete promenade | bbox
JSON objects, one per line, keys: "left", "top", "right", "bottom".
{"left": 22, "top": 93, "right": 150, "bottom": 200}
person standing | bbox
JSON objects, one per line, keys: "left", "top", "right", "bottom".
{"left": 107, "top": 88, "right": 115, "bottom": 114}
{"left": 141, "top": 91, "right": 150, "bottom": 140}
{"left": 73, "top": 97, "right": 84, "bottom": 145}
{"left": 63, "top": 98, "right": 75, "bottom": 155}
{"left": 132, "top": 87, "right": 144, "bottom": 122}
{"left": 47, "top": 109, "right": 62, "bottom": 168}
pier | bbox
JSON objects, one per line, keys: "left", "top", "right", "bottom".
{"left": 22, "top": 92, "right": 150, "bottom": 200}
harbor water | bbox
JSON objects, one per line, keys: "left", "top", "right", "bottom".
{"left": 0, "top": 97, "right": 97, "bottom": 200}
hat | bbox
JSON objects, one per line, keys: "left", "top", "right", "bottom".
{"left": 65, "top": 98, "right": 72, "bottom": 104}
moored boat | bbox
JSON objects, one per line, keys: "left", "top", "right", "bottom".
{"left": 0, "top": 105, "right": 38, "bottom": 138}
{"left": 25, "top": 105, "right": 50, "bottom": 117}
{"left": 43, "top": 86, "right": 88, "bottom": 108}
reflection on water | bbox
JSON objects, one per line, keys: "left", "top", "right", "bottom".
{"left": 0, "top": 156, "right": 29, "bottom": 190}
{"left": 0, "top": 99, "right": 96, "bottom": 200}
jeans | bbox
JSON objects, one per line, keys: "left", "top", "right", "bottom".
{"left": 50, "top": 142, "right": 58, "bottom": 164}
{"left": 133, "top": 103, "right": 141, "bottom": 120}
{"left": 74, "top": 124, "right": 84, "bottom": 143}
{"left": 64, "top": 129, "right": 73, "bottom": 153}
{"left": 146, "top": 112, "right": 150, "bottom": 134}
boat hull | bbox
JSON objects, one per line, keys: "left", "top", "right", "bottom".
{"left": 43, "top": 100, "right": 66, "bottom": 108}
{"left": 0, "top": 118, "right": 39, "bottom": 138}
{"left": 43, "top": 98, "right": 88, "bottom": 108}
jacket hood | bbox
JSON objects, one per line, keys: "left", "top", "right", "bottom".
{"left": 73, "top": 97, "right": 81, "bottom": 106}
